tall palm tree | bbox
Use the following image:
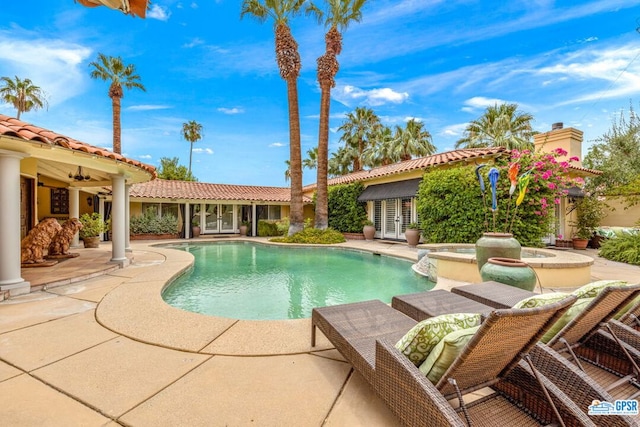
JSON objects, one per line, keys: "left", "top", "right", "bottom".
{"left": 0, "top": 76, "right": 48, "bottom": 120}
{"left": 362, "top": 125, "right": 395, "bottom": 166}
{"left": 182, "top": 120, "right": 203, "bottom": 176}
{"left": 337, "top": 106, "right": 381, "bottom": 171}
{"left": 89, "top": 53, "right": 145, "bottom": 154}
{"left": 394, "top": 118, "right": 435, "bottom": 161}
{"left": 303, "top": 147, "right": 318, "bottom": 170}
{"left": 455, "top": 103, "right": 535, "bottom": 150}
{"left": 241, "top": 0, "right": 311, "bottom": 235}
{"left": 311, "top": 0, "right": 368, "bottom": 229}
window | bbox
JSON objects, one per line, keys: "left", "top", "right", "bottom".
{"left": 257, "top": 205, "right": 282, "bottom": 220}
{"left": 50, "top": 188, "right": 69, "bottom": 214}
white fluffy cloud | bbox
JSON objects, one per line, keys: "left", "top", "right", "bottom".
{"left": 217, "top": 107, "right": 244, "bottom": 115}
{"left": 147, "top": 4, "right": 171, "bottom": 21}
{"left": 333, "top": 84, "right": 409, "bottom": 107}
{"left": 193, "top": 147, "right": 214, "bottom": 154}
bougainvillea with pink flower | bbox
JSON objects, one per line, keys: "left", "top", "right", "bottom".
{"left": 477, "top": 147, "right": 583, "bottom": 235}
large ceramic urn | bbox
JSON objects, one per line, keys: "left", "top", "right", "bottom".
{"left": 479, "top": 257, "right": 537, "bottom": 291}
{"left": 475, "top": 232, "right": 521, "bottom": 272}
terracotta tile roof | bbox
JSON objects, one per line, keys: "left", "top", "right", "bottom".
{"left": 130, "top": 179, "right": 313, "bottom": 203}
{"left": 305, "top": 147, "right": 508, "bottom": 189}
{"left": 0, "top": 114, "right": 156, "bottom": 178}
{"left": 304, "top": 146, "right": 601, "bottom": 190}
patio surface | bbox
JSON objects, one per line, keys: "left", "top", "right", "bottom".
{"left": 1, "top": 238, "right": 638, "bottom": 426}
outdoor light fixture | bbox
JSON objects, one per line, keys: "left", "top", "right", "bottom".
{"left": 69, "top": 166, "right": 91, "bottom": 181}
{"left": 87, "top": 196, "right": 93, "bottom": 206}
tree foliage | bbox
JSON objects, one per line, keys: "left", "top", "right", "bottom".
{"left": 0, "top": 76, "right": 48, "bottom": 119}
{"left": 327, "top": 182, "right": 368, "bottom": 232}
{"left": 583, "top": 103, "right": 640, "bottom": 206}
{"left": 182, "top": 120, "right": 203, "bottom": 176}
{"left": 157, "top": 157, "right": 197, "bottom": 181}
{"left": 455, "top": 103, "right": 535, "bottom": 150}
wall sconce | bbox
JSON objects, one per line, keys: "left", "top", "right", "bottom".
{"left": 87, "top": 196, "right": 93, "bottom": 207}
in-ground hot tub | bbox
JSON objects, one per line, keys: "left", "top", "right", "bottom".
{"left": 414, "top": 243, "right": 594, "bottom": 288}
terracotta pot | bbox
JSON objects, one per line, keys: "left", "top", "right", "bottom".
{"left": 363, "top": 225, "right": 376, "bottom": 241}
{"left": 480, "top": 257, "right": 537, "bottom": 291}
{"left": 192, "top": 226, "right": 201, "bottom": 238}
{"left": 572, "top": 238, "right": 589, "bottom": 250}
{"left": 405, "top": 229, "right": 420, "bottom": 247}
{"left": 82, "top": 236, "right": 100, "bottom": 248}
{"left": 239, "top": 225, "right": 248, "bottom": 236}
{"left": 475, "top": 232, "right": 521, "bottom": 272}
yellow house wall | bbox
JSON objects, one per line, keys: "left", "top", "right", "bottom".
{"left": 36, "top": 175, "right": 94, "bottom": 221}
{"left": 533, "top": 127, "right": 584, "bottom": 167}
{"left": 130, "top": 202, "right": 143, "bottom": 217}
{"left": 600, "top": 198, "right": 640, "bottom": 227}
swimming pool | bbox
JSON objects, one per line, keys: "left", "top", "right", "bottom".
{"left": 162, "top": 242, "right": 433, "bottom": 320}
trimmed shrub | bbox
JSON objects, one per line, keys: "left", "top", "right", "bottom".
{"left": 130, "top": 211, "right": 178, "bottom": 234}
{"left": 257, "top": 220, "right": 281, "bottom": 237}
{"left": 417, "top": 165, "right": 554, "bottom": 247}
{"left": 327, "top": 182, "right": 368, "bottom": 233}
{"left": 271, "top": 227, "right": 346, "bottom": 244}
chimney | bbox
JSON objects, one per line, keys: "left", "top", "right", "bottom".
{"left": 533, "top": 122, "right": 583, "bottom": 167}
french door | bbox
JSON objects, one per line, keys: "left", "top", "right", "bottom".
{"left": 203, "top": 204, "right": 236, "bottom": 234}
{"left": 382, "top": 198, "right": 413, "bottom": 240}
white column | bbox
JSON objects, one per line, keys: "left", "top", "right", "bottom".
{"left": 0, "top": 150, "right": 30, "bottom": 296}
{"left": 68, "top": 187, "right": 80, "bottom": 247}
{"left": 110, "top": 174, "right": 127, "bottom": 265}
{"left": 98, "top": 196, "right": 106, "bottom": 241}
{"left": 185, "top": 202, "right": 191, "bottom": 239}
{"left": 125, "top": 184, "right": 131, "bottom": 252}
{"left": 252, "top": 204, "right": 257, "bottom": 237}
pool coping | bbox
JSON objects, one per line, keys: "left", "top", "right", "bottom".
{"left": 95, "top": 238, "right": 421, "bottom": 356}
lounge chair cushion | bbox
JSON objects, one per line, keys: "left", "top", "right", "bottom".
{"left": 541, "top": 297, "right": 595, "bottom": 343}
{"left": 395, "top": 313, "right": 482, "bottom": 366}
{"left": 419, "top": 325, "right": 481, "bottom": 383}
{"left": 514, "top": 292, "right": 571, "bottom": 309}
{"left": 571, "top": 280, "right": 627, "bottom": 299}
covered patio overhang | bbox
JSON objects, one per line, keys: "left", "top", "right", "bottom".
{"left": 0, "top": 116, "right": 155, "bottom": 298}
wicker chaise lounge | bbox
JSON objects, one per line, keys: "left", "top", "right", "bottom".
{"left": 430, "top": 282, "right": 640, "bottom": 400}
{"left": 311, "top": 297, "right": 601, "bottom": 426}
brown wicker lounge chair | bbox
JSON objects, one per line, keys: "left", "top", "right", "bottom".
{"left": 540, "top": 285, "right": 640, "bottom": 401}
{"left": 311, "top": 296, "right": 605, "bottom": 426}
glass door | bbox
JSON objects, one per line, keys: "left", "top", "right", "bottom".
{"left": 203, "top": 204, "right": 236, "bottom": 234}
{"left": 382, "top": 198, "right": 413, "bottom": 240}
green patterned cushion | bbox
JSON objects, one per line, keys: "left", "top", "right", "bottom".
{"left": 571, "top": 280, "right": 628, "bottom": 299}
{"left": 419, "top": 325, "right": 481, "bottom": 383}
{"left": 395, "top": 313, "right": 482, "bottom": 366}
{"left": 514, "top": 292, "right": 570, "bottom": 309}
{"left": 541, "top": 297, "right": 595, "bottom": 343}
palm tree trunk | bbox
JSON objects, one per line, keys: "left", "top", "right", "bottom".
{"left": 188, "top": 141, "right": 194, "bottom": 175}
{"left": 112, "top": 95, "right": 122, "bottom": 154}
{"left": 315, "top": 83, "right": 331, "bottom": 230}
{"left": 287, "top": 77, "right": 304, "bottom": 235}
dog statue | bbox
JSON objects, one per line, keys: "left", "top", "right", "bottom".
{"left": 21, "top": 218, "right": 63, "bottom": 264}
{"left": 48, "top": 218, "right": 83, "bottom": 257}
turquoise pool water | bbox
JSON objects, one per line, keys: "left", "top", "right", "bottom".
{"left": 162, "top": 242, "right": 433, "bottom": 320}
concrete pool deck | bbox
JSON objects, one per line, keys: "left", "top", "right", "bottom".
{"left": 2, "top": 238, "right": 639, "bottom": 425}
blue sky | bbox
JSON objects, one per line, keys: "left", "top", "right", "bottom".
{"left": 2, "top": 1, "right": 640, "bottom": 187}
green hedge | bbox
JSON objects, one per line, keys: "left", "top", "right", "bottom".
{"left": 417, "top": 166, "right": 553, "bottom": 247}
{"left": 271, "top": 227, "right": 346, "bottom": 244}
{"left": 327, "top": 182, "right": 368, "bottom": 233}
{"left": 599, "top": 232, "right": 640, "bottom": 265}
{"left": 130, "top": 212, "right": 179, "bottom": 234}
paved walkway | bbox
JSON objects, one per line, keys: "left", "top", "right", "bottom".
{"left": 1, "top": 238, "right": 638, "bottom": 426}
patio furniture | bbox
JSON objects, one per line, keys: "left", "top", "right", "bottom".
{"left": 540, "top": 285, "right": 640, "bottom": 400}
{"left": 451, "top": 281, "right": 537, "bottom": 309}
{"left": 391, "top": 289, "right": 494, "bottom": 321}
{"left": 311, "top": 297, "right": 606, "bottom": 426}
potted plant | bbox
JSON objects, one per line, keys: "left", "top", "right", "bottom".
{"left": 571, "top": 197, "right": 605, "bottom": 250}
{"left": 239, "top": 220, "right": 250, "bottom": 236}
{"left": 79, "top": 212, "right": 107, "bottom": 248}
{"left": 192, "top": 217, "right": 201, "bottom": 238}
{"left": 405, "top": 222, "right": 421, "bottom": 247}
{"left": 362, "top": 219, "right": 375, "bottom": 241}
